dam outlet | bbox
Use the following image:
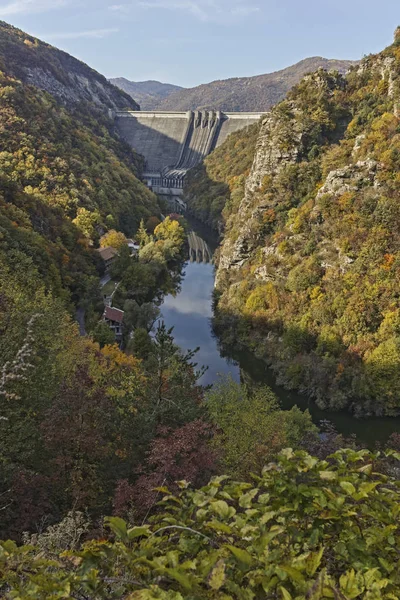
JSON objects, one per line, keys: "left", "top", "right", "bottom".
{"left": 113, "top": 109, "right": 263, "bottom": 205}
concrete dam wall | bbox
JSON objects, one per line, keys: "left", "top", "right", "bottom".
{"left": 114, "top": 110, "right": 263, "bottom": 197}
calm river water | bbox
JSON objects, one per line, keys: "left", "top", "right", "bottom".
{"left": 160, "top": 218, "right": 400, "bottom": 445}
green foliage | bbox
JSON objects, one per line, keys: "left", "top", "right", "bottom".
{"left": 214, "top": 33, "right": 400, "bottom": 415}
{"left": 0, "top": 52, "right": 159, "bottom": 310}
{"left": 184, "top": 123, "right": 260, "bottom": 230}
{"left": 0, "top": 259, "right": 206, "bottom": 540}
{"left": 205, "top": 378, "right": 317, "bottom": 478}
{"left": 92, "top": 320, "right": 117, "bottom": 347}
{"left": 112, "top": 217, "right": 186, "bottom": 323}
{"left": 2, "top": 450, "right": 400, "bottom": 598}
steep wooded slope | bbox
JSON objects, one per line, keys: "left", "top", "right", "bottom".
{"left": 214, "top": 30, "right": 400, "bottom": 416}
{"left": 158, "top": 57, "right": 356, "bottom": 111}
{"left": 0, "top": 22, "right": 159, "bottom": 308}
{"left": 184, "top": 122, "right": 260, "bottom": 230}
{"left": 109, "top": 78, "right": 184, "bottom": 110}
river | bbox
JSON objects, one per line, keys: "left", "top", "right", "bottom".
{"left": 160, "top": 218, "right": 400, "bottom": 445}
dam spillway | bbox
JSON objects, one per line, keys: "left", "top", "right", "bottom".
{"left": 113, "top": 110, "right": 263, "bottom": 199}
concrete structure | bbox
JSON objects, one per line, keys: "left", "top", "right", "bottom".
{"left": 114, "top": 110, "right": 263, "bottom": 196}
{"left": 126, "top": 239, "right": 140, "bottom": 255}
{"left": 188, "top": 231, "right": 213, "bottom": 264}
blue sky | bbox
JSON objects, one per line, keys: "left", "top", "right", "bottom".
{"left": 0, "top": 0, "right": 399, "bottom": 87}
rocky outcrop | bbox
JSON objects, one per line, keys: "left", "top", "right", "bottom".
{"left": 216, "top": 69, "right": 350, "bottom": 281}
{"left": 213, "top": 29, "right": 400, "bottom": 415}
{"left": 24, "top": 66, "right": 137, "bottom": 110}
{"left": 216, "top": 103, "right": 314, "bottom": 276}
{"left": 0, "top": 21, "right": 137, "bottom": 111}
{"left": 316, "top": 159, "right": 381, "bottom": 200}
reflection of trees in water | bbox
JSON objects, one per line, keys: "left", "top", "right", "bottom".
{"left": 187, "top": 231, "right": 213, "bottom": 264}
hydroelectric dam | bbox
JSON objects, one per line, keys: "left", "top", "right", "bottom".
{"left": 113, "top": 110, "right": 263, "bottom": 204}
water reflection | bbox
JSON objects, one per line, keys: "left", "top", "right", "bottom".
{"left": 188, "top": 231, "right": 213, "bottom": 264}
{"left": 161, "top": 257, "right": 239, "bottom": 386}
{"left": 160, "top": 222, "right": 400, "bottom": 444}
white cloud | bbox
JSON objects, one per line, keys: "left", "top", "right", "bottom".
{"left": 136, "top": 0, "right": 259, "bottom": 22}
{"left": 230, "top": 5, "right": 259, "bottom": 16}
{"left": 138, "top": 0, "right": 210, "bottom": 21}
{"left": 0, "top": 0, "right": 67, "bottom": 17}
{"left": 108, "top": 3, "right": 129, "bottom": 11}
{"left": 42, "top": 28, "right": 119, "bottom": 40}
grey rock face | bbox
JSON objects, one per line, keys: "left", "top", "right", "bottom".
{"left": 316, "top": 160, "right": 381, "bottom": 200}
{"left": 0, "top": 22, "right": 138, "bottom": 112}
{"left": 216, "top": 105, "right": 307, "bottom": 280}
{"left": 24, "top": 66, "right": 137, "bottom": 111}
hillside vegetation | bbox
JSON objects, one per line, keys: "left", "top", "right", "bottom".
{"left": 213, "top": 28, "right": 400, "bottom": 416}
{"left": 0, "top": 22, "right": 159, "bottom": 310}
{"left": 3, "top": 448, "right": 400, "bottom": 598}
{"left": 157, "top": 57, "right": 356, "bottom": 112}
{"left": 184, "top": 122, "right": 260, "bottom": 230}
{"left": 0, "top": 24, "right": 197, "bottom": 540}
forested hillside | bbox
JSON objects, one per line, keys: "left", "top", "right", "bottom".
{"left": 184, "top": 122, "right": 260, "bottom": 230}
{"left": 0, "top": 22, "right": 159, "bottom": 310}
{"left": 213, "top": 28, "right": 400, "bottom": 416}
{"left": 157, "top": 57, "right": 355, "bottom": 112}
{"left": 0, "top": 23, "right": 193, "bottom": 539}
{"left": 2, "top": 18, "right": 400, "bottom": 596}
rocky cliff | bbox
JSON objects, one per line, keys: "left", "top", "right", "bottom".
{"left": 0, "top": 21, "right": 137, "bottom": 110}
{"left": 214, "top": 29, "right": 400, "bottom": 416}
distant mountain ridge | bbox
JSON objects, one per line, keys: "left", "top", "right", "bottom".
{"left": 109, "top": 78, "right": 184, "bottom": 110}
{"left": 141, "top": 57, "right": 356, "bottom": 112}
{"left": 0, "top": 21, "right": 137, "bottom": 110}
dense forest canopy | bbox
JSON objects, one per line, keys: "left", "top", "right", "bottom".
{"left": 2, "top": 18, "right": 400, "bottom": 599}
{"left": 0, "top": 22, "right": 192, "bottom": 540}
{"left": 209, "top": 28, "right": 400, "bottom": 416}
{"left": 0, "top": 22, "right": 159, "bottom": 311}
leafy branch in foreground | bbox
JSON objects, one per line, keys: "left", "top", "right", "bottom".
{"left": 0, "top": 313, "right": 42, "bottom": 403}
{"left": 1, "top": 448, "right": 400, "bottom": 598}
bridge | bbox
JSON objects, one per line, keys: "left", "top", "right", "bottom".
{"left": 113, "top": 110, "right": 263, "bottom": 199}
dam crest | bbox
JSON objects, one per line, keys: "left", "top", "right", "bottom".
{"left": 114, "top": 110, "right": 263, "bottom": 203}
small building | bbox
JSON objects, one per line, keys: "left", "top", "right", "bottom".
{"left": 126, "top": 239, "right": 140, "bottom": 255}
{"left": 97, "top": 246, "right": 118, "bottom": 271}
{"left": 103, "top": 306, "right": 124, "bottom": 340}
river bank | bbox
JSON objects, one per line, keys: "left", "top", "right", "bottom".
{"left": 160, "top": 216, "right": 400, "bottom": 445}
